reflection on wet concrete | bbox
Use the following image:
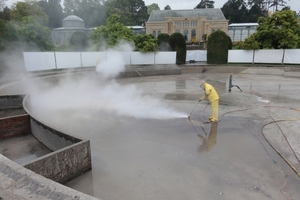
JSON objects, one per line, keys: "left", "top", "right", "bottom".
{"left": 165, "top": 93, "right": 199, "bottom": 100}
{"left": 175, "top": 80, "right": 186, "bottom": 90}
{"left": 197, "top": 122, "right": 218, "bottom": 153}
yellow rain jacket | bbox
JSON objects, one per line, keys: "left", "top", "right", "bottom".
{"left": 201, "top": 83, "right": 219, "bottom": 102}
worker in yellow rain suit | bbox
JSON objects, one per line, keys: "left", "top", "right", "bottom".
{"left": 199, "top": 80, "right": 219, "bottom": 122}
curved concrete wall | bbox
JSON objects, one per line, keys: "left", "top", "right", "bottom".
{"left": 23, "top": 140, "right": 91, "bottom": 184}
{"left": 22, "top": 95, "right": 92, "bottom": 184}
{"left": 0, "top": 94, "right": 95, "bottom": 199}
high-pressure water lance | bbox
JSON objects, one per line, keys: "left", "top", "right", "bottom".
{"left": 188, "top": 100, "right": 201, "bottom": 120}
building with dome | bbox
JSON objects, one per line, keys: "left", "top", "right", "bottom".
{"left": 51, "top": 15, "right": 93, "bottom": 46}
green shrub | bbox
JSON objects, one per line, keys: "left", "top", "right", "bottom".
{"left": 157, "top": 33, "right": 171, "bottom": 51}
{"left": 227, "top": 35, "right": 232, "bottom": 50}
{"left": 169, "top": 32, "right": 186, "bottom": 65}
{"left": 134, "top": 34, "right": 158, "bottom": 53}
{"left": 207, "top": 30, "right": 230, "bottom": 64}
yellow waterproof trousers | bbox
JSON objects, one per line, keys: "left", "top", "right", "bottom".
{"left": 209, "top": 100, "right": 219, "bottom": 122}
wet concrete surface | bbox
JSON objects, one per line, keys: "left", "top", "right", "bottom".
{"left": 1, "top": 70, "right": 300, "bottom": 200}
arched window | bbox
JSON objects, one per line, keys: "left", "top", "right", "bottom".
{"left": 184, "top": 29, "right": 188, "bottom": 41}
{"left": 152, "top": 30, "right": 156, "bottom": 38}
{"left": 191, "top": 29, "right": 196, "bottom": 43}
{"left": 158, "top": 30, "right": 161, "bottom": 36}
{"left": 191, "top": 29, "right": 196, "bottom": 37}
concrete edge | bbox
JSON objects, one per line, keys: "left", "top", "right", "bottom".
{"left": 0, "top": 154, "right": 99, "bottom": 200}
{"left": 179, "top": 65, "right": 300, "bottom": 77}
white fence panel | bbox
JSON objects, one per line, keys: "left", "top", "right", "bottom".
{"left": 55, "top": 52, "right": 82, "bottom": 69}
{"left": 186, "top": 51, "right": 197, "bottom": 61}
{"left": 284, "top": 49, "right": 300, "bottom": 64}
{"left": 195, "top": 50, "right": 207, "bottom": 61}
{"left": 155, "top": 52, "right": 176, "bottom": 64}
{"left": 81, "top": 52, "right": 106, "bottom": 67}
{"left": 119, "top": 52, "right": 131, "bottom": 65}
{"left": 254, "top": 50, "right": 284, "bottom": 64}
{"left": 196, "top": 50, "right": 207, "bottom": 62}
{"left": 186, "top": 50, "right": 207, "bottom": 61}
{"left": 131, "top": 52, "right": 155, "bottom": 65}
{"left": 23, "top": 52, "right": 56, "bottom": 71}
{"left": 228, "top": 50, "right": 253, "bottom": 63}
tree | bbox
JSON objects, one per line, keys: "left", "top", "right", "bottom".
{"left": 221, "top": 0, "right": 248, "bottom": 23}
{"left": 90, "top": 14, "right": 134, "bottom": 50}
{"left": 240, "top": 10, "right": 300, "bottom": 49}
{"left": 248, "top": 0, "right": 266, "bottom": 10}
{"left": 37, "top": 0, "right": 64, "bottom": 28}
{"left": 73, "top": 0, "right": 106, "bottom": 28}
{"left": 134, "top": 34, "right": 157, "bottom": 52}
{"left": 268, "top": 0, "right": 288, "bottom": 11}
{"left": 14, "top": 16, "right": 54, "bottom": 51}
{"left": 0, "top": 6, "right": 10, "bottom": 21}
{"left": 10, "top": 2, "right": 49, "bottom": 25}
{"left": 147, "top": 3, "right": 159, "bottom": 14}
{"left": 195, "top": 0, "right": 215, "bottom": 9}
{"left": 248, "top": 3, "right": 267, "bottom": 22}
{"left": 0, "top": 19, "right": 18, "bottom": 51}
{"left": 237, "top": 34, "right": 261, "bottom": 49}
{"left": 9, "top": 2, "right": 53, "bottom": 51}
{"left": 169, "top": 32, "right": 186, "bottom": 65}
{"left": 105, "top": 0, "right": 148, "bottom": 26}
{"left": 164, "top": 5, "right": 171, "bottom": 10}
{"left": 221, "top": 0, "right": 267, "bottom": 23}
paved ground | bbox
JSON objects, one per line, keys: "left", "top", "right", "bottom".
{"left": 1, "top": 66, "right": 300, "bottom": 200}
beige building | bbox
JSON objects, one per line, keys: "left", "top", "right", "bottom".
{"left": 146, "top": 9, "right": 228, "bottom": 43}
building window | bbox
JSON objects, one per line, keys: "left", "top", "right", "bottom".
{"left": 191, "top": 29, "right": 196, "bottom": 37}
{"left": 183, "top": 21, "right": 189, "bottom": 27}
{"left": 191, "top": 21, "right": 197, "bottom": 26}
{"left": 234, "top": 30, "right": 241, "bottom": 42}
{"left": 191, "top": 29, "right": 196, "bottom": 43}
{"left": 175, "top": 21, "right": 181, "bottom": 27}
{"left": 158, "top": 30, "right": 161, "bottom": 36}
{"left": 153, "top": 30, "right": 156, "bottom": 38}
{"left": 176, "top": 29, "right": 180, "bottom": 33}
{"left": 241, "top": 30, "right": 249, "bottom": 41}
{"left": 184, "top": 29, "right": 188, "bottom": 41}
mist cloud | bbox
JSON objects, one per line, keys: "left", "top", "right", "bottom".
{"left": 31, "top": 46, "right": 186, "bottom": 120}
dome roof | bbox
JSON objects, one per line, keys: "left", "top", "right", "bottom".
{"left": 63, "top": 15, "right": 85, "bottom": 28}
{"left": 63, "top": 15, "right": 84, "bottom": 22}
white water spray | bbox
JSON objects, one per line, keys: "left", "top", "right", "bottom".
{"left": 31, "top": 45, "right": 186, "bottom": 120}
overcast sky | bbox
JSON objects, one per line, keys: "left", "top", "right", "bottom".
{"left": 144, "top": 0, "right": 300, "bottom": 11}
